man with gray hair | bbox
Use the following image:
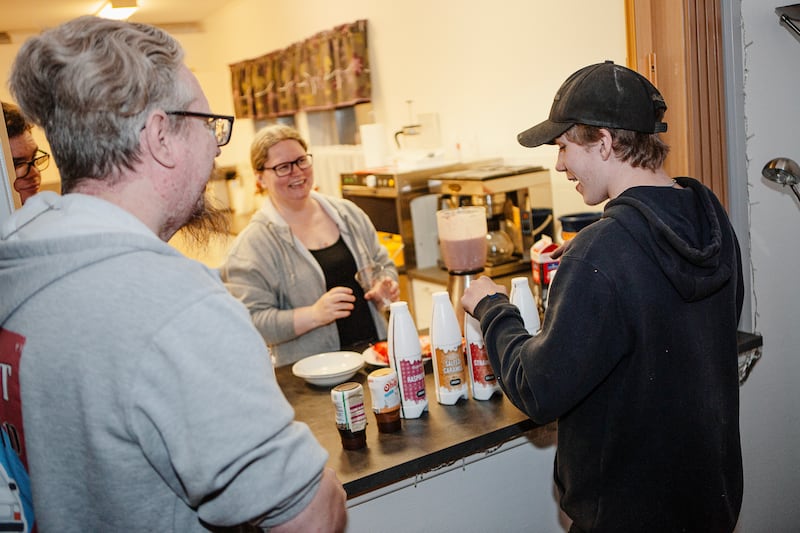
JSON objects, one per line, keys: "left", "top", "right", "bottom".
{"left": 0, "top": 16, "right": 346, "bottom": 532}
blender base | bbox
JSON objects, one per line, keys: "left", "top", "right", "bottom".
{"left": 482, "top": 259, "right": 530, "bottom": 278}
{"left": 438, "top": 258, "right": 530, "bottom": 278}
{"left": 447, "top": 271, "right": 483, "bottom": 332}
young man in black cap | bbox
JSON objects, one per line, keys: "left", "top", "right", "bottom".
{"left": 462, "top": 61, "right": 744, "bottom": 532}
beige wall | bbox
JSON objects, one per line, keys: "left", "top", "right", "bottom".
{"left": 185, "top": 0, "right": 628, "bottom": 220}
{"left": 1, "top": 1, "right": 627, "bottom": 220}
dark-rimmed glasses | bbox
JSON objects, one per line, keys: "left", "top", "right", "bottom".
{"left": 14, "top": 149, "right": 50, "bottom": 178}
{"left": 260, "top": 154, "right": 314, "bottom": 177}
{"left": 166, "top": 111, "right": 234, "bottom": 147}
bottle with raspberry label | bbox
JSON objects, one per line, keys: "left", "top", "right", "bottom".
{"left": 387, "top": 301, "right": 428, "bottom": 418}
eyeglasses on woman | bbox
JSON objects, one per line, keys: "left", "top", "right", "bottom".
{"left": 261, "top": 154, "right": 314, "bottom": 177}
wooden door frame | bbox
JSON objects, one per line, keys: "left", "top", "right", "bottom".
{"left": 625, "top": 0, "right": 729, "bottom": 208}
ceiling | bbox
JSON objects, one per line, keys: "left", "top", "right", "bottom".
{"left": 0, "top": 0, "right": 233, "bottom": 36}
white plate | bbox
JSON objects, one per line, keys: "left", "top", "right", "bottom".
{"left": 363, "top": 336, "right": 432, "bottom": 368}
{"left": 363, "top": 346, "right": 389, "bottom": 367}
{"left": 291, "top": 351, "right": 365, "bottom": 387}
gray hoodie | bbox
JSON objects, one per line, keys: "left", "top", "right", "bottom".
{"left": 0, "top": 192, "right": 328, "bottom": 532}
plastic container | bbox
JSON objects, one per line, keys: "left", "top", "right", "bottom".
{"left": 430, "top": 291, "right": 469, "bottom": 405}
{"left": 387, "top": 301, "right": 428, "bottom": 419}
{"left": 436, "top": 206, "right": 487, "bottom": 273}
{"left": 509, "top": 277, "right": 541, "bottom": 336}
{"left": 558, "top": 212, "right": 602, "bottom": 241}
{"left": 530, "top": 207, "right": 555, "bottom": 243}
{"left": 464, "top": 313, "right": 502, "bottom": 400}
{"left": 367, "top": 368, "right": 402, "bottom": 433}
{"left": 331, "top": 382, "right": 367, "bottom": 450}
{"left": 530, "top": 236, "right": 560, "bottom": 317}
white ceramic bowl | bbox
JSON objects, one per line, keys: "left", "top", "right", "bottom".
{"left": 291, "top": 351, "right": 365, "bottom": 387}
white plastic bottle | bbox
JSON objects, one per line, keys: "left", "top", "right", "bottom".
{"left": 510, "top": 277, "right": 541, "bottom": 336}
{"left": 387, "top": 301, "right": 428, "bottom": 418}
{"left": 430, "top": 291, "right": 469, "bottom": 405}
{"left": 464, "top": 313, "right": 502, "bottom": 400}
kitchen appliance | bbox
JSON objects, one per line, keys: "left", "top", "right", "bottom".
{"left": 559, "top": 212, "right": 603, "bottom": 241}
{"left": 436, "top": 206, "right": 487, "bottom": 330}
{"left": 340, "top": 160, "right": 499, "bottom": 271}
{"left": 429, "top": 165, "right": 551, "bottom": 277}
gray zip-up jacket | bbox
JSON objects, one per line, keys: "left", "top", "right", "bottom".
{"left": 221, "top": 192, "right": 396, "bottom": 367}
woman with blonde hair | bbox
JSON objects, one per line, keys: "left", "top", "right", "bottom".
{"left": 222, "top": 124, "right": 399, "bottom": 366}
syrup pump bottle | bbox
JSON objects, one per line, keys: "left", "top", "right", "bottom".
{"left": 464, "top": 312, "right": 502, "bottom": 400}
{"left": 430, "top": 291, "right": 469, "bottom": 405}
{"left": 509, "top": 277, "right": 541, "bottom": 336}
{"left": 387, "top": 301, "right": 428, "bottom": 418}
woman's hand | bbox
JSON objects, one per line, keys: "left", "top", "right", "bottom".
{"left": 294, "top": 287, "right": 355, "bottom": 336}
{"left": 312, "top": 287, "right": 356, "bottom": 325}
{"left": 364, "top": 277, "right": 399, "bottom": 311}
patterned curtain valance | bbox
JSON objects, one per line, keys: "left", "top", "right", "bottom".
{"left": 230, "top": 19, "right": 371, "bottom": 119}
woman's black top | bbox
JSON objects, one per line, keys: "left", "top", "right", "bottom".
{"left": 310, "top": 236, "right": 379, "bottom": 352}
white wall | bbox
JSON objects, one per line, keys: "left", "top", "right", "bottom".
{"left": 735, "top": 1, "right": 800, "bottom": 530}
{"left": 182, "top": 0, "right": 627, "bottom": 222}
{"left": 1, "top": 1, "right": 624, "bottom": 222}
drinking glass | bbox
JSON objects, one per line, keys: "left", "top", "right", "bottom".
{"left": 355, "top": 263, "right": 393, "bottom": 308}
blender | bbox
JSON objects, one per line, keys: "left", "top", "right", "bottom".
{"left": 436, "top": 206, "right": 487, "bottom": 330}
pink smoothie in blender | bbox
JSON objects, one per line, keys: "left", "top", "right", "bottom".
{"left": 436, "top": 206, "right": 488, "bottom": 330}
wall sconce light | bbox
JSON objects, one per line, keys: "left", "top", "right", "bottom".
{"left": 762, "top": 157, "right": 800, "bottom": 203}
{"left": 97, "top": 0, "right": 139, "bottom": 21}
{"left": 776, "top": 4, "right": 800, "bottom": 41}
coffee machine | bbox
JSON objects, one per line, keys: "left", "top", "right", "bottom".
{"left": 430, "top": 165, "right": 551, "bottom": 277}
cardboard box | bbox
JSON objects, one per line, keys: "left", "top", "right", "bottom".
{"left": 530, "top": 236, "right": 560, "bottom": 314}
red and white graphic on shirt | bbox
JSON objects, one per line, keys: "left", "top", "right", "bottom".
{"left": 0, "top": 328, "right": 27, "bottom": 468}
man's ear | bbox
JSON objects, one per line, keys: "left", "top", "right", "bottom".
{"left": 597, "top": 128, "right": 614, "bottom": 161}
{"left": 141, "top": 111, "right": 177, "bottom": 169}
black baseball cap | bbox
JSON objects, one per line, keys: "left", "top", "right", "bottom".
{"left": 517, "top": 61, "right": 668, "bottom": 148}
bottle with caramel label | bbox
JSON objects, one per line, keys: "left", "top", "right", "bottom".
{"left": 430, "top": 291, "right": 469, "bottom": 405}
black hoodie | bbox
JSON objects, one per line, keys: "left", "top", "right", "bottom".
{"left": 475, "top": 177, "right": 743, "bottom": 532}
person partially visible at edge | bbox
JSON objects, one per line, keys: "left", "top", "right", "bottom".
{"left": 220, "top": 124, "right": 399, "bottom": 367}
{"left": 462, "top": 61, "right": 744, "bottom": 532}
{"left": 2, "top": 100, "right": 49, "bottom": 204}
{"left": 0, "top": 16, "right": 346, "bottom": 532}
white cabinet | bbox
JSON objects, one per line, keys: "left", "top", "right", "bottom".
{"left": 345, "top": 431, "right": 568, "bottom": 532}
